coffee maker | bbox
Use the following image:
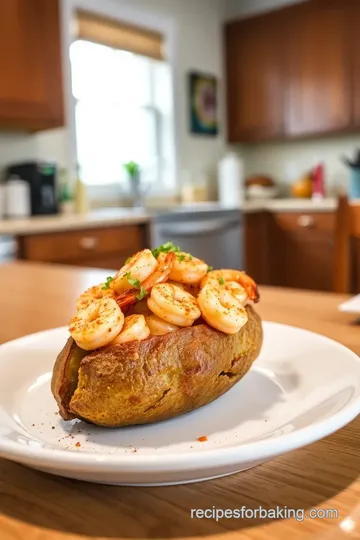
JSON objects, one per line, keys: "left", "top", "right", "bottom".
{"left": 6, "top": 161, "right": 59, "bottom": 216}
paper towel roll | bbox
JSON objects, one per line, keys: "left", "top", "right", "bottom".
{"left": 217, "top": 153, "right": 244, "bottom": 207}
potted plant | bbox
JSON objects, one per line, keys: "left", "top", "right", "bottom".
{"left": 123, "top": 161, "right": 143, "bottom": 207}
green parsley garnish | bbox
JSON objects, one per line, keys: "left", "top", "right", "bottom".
{"left": 125, "top": 272, "right": 140, "bottom": 288}
{"left": 207, "top": 266, "right": 214, "bottom": 273}
{"left": 136, "top": 286, "right": 148, "bottom": 301}
{"left": 178, "top": 253, "right": 186, "bottom": 262}
{"left": 219, "top": 277, "right": 225, "bottom": 285}
{"left": 151, "top": 241, "right": 181, "bottom": 259}
{"left": 188, "top": 254, "right": 193, "bottom": 260}
{"left": 101, "top": 276, "right": 113, "bottom": 289}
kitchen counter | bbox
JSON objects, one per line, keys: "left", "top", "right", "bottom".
{"left": 0, "top": 208, "right": 150, "bottom": 235}
{"left": 0, "top": 198, "right": 338, "bottom": 236}
{"left": 243, "top": 197, "right": 338, "bottom": 213}
{"left": 0, "top": 261, "right": 359, "bottom": 540}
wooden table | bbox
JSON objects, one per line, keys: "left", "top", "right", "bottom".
{"left": 0, "top": 262, "right": 359, "bottom": 540}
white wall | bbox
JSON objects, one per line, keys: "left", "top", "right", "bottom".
{"left": 0, "top": 0, "right": 226, "bottom": 197}
{"left": 236, "top": 136, "right": 360, "bottom": 196}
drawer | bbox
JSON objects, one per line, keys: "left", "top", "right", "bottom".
{"left": 19, "top": 225, "right": 143, "bottom": 263}
{"left": 272, "top": 212, "right": 335, "bottom": 232}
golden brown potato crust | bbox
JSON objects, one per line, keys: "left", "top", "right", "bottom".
{"left": 52, "top": 305, "right": 263, "bottom": 427}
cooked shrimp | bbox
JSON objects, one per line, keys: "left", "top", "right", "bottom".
{"left": 111, "top": 314, "right": 150, "bottom": 344}
{"left": 223, "top": 281, "right": 248, "bottom": 305}
{"left": 110, "top": 249, "right": 158, "bottom": 294}
{"left": 200, "top": 269, "right": 260, "bottom": 303}
{"left": 197, "top": 283, "right": 248, "bottom": 334}
{"left": 144, "top": 313, "right": 179, "bottom": 336}
{"left": 76, "top": 284, "right": 116, "bottom": 311}
{"left": 69, "top": 297, "right": 124, "bottom": 351}
{"left": 116, "top": 252, "right": 176, "bottom": 311}
{"left": 159, "top": 252, "right": 208, "bottom": 285}
{"left": 148, "top": 283, "right": 201, "bottom": 327}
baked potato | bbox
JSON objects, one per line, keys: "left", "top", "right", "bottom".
{"left": 52, "top": 305, "right": 262, "bottom": 426}
{"left": 51, "top": 243, "right": 263, "bottom": 427}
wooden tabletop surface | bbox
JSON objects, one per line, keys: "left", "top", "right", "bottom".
{"left": 0, "top": 262, "right": 359, "bottom": 540}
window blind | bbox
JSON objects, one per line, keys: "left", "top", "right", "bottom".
{"left": 75, "top": 10, "right": 165, "bottom": 60}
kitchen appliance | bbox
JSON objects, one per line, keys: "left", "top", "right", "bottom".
{"left": 4, "top": 177, "right": 31, "bottom": 218}
{"left": 151, "top": 207, "right": 243, "bottom": 269}
{"left": 6, "top": 161, "right": 58, "bottom": 215}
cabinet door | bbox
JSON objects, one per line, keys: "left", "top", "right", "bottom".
{"left": 350, "top": 0, "right": 360, "bottom": 126}
{"left": 285, "top": 0, "right": 351, "bottom": 136}
{"left": 0, "top": 0, "right": 64, "bottom": 131}
{"left": 225, "top": 10, "right": 285, "bottom": 142}
{"left": 269, "top": 212, "right": 336, "bottom": 292}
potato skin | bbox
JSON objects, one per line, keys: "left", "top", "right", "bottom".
{"left": 52, "top": 305, "right": 263, "bottom": 427}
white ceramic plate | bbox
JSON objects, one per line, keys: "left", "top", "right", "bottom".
{"left": 0, "top": 323, "right": 359, "bottom": 486}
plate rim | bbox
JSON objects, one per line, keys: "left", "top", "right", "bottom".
{"left": 0, "top": 322, "right": 359, "bottom": 472}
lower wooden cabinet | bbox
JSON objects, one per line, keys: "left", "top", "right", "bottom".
{"left": 244, "top": 211, "right": 336, "bottom": 291}
{"left": 17, "top": 225, "right": 146, "bottom": 270}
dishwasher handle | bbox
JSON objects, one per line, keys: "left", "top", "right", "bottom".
{"left": 160, "top": 218, "right": 241, "bottom": 237}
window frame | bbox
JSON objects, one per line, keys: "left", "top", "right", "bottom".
{"left": 70, "top": 38, "right": 174, "bottom": 194}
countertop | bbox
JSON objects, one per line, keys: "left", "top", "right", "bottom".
{"left": 0, "top": 198, "right": 338, "bottom": 236}
{"left": 0, "top": 262, "right": 359, "bottom": 540}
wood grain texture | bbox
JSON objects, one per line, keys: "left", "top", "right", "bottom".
{"left": 17, "top": 225, "right": 144, "bottom": 268}
{"left": 285, "top": 0, "right": 352, "bottom": 137}
{"left": 0, "top": 262, "right": 359, "bottom": 540}
{"left": 225, "top": 9, "right": 285, "bottom": 142}
{"left": 0, "top": 0, "right": 64, "bottom": 130}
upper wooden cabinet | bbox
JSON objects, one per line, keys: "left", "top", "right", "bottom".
{"left": 225, "top": 0, "right": 358, "bottom": 142}
{"left": 285, "top": 0, "right": 352, "bottom": 136}
{"left": 225, "top": 10, "right": 285, "bottom": 142}
{"left": 0, "top": 0, "right": 64, "bottom": 131}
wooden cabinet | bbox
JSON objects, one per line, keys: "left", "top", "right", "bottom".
{"left": 244, "top": 211, "right": 336, "bottom": 291}
{"left": 0, "top": 0, "right": 64, "bottom": 131}
{"left": 225, "top": 0, "right": 358, "bottom": 142}
{"left": 285, "top": 0, "right": 351, "bottom": 136}
{"left": 225, "top": 11, "right": 285, "bottom": 141}
{"left": 17, "top": 225, "right": 146, "bottom": 269}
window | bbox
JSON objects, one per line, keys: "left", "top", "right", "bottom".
{"left": 70, "top": 39, "right": 175, "bottom": 190}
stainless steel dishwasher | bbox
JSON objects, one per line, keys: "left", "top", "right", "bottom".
{"left": 150, "top": 208, "right": 243, "bottom": 269}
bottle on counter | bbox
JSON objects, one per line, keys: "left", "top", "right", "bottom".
{"left": 217, "top": 152, "right": 244, "bottom": 207}
{"left": 312, "top": 163, "right": 325, "bottom": 200}
{"left": 74, "top": 164, "right": 89, "bottom": 215}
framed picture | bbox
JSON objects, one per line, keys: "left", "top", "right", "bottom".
{"left": 188, "top": 71, "right": 218, "bottom": 136}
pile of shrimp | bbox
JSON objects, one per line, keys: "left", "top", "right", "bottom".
{"left": 69, "top": 244, "right": 260, "bottom": 351}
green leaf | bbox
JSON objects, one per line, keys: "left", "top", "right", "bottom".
{"left": 178, "top": 253, "right": 186, "bottom": 262}
{"left": 123, "top": 161, "right": 139, "bottom": 178}
{"left": 101, "top": 276, "right": 113, "bottom": 290}
{"left": 207, "top": 266, "right": 214, "bottom": 273}
{"left": 125, "top": 272, "right": 140, "bottom": 288}
{"left": 136, "top": 286, "right": 148, "bottom": 301}
{"left": 218, "top": 277, "right": 225, "bottom": 285}
{"left": 151, "top": 241, "right": 181, "bottom": 259}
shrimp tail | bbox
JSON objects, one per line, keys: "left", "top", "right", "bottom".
{"left": 116, "top": 252, "right": 176, "bottom": 310}
{"left": 238, "top": 272, "right": 260, "bottom": 303}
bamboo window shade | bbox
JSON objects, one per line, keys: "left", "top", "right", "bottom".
{"left": 75, "top": 10, "right": 165, "bottom": 60}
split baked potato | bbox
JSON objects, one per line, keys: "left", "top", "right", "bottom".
{"left": 51, "top": 243, "right": 263, "bottom": 427}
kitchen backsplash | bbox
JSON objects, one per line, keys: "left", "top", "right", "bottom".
{"left": 235, "top": 135, "right": 360, "bottom": 196}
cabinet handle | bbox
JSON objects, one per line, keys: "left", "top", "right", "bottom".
{"left": 79, "top": 236, "right": 98, "bottom": 250}
{"left": 298, "top": 215, "right": 315, "bottom": 228}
